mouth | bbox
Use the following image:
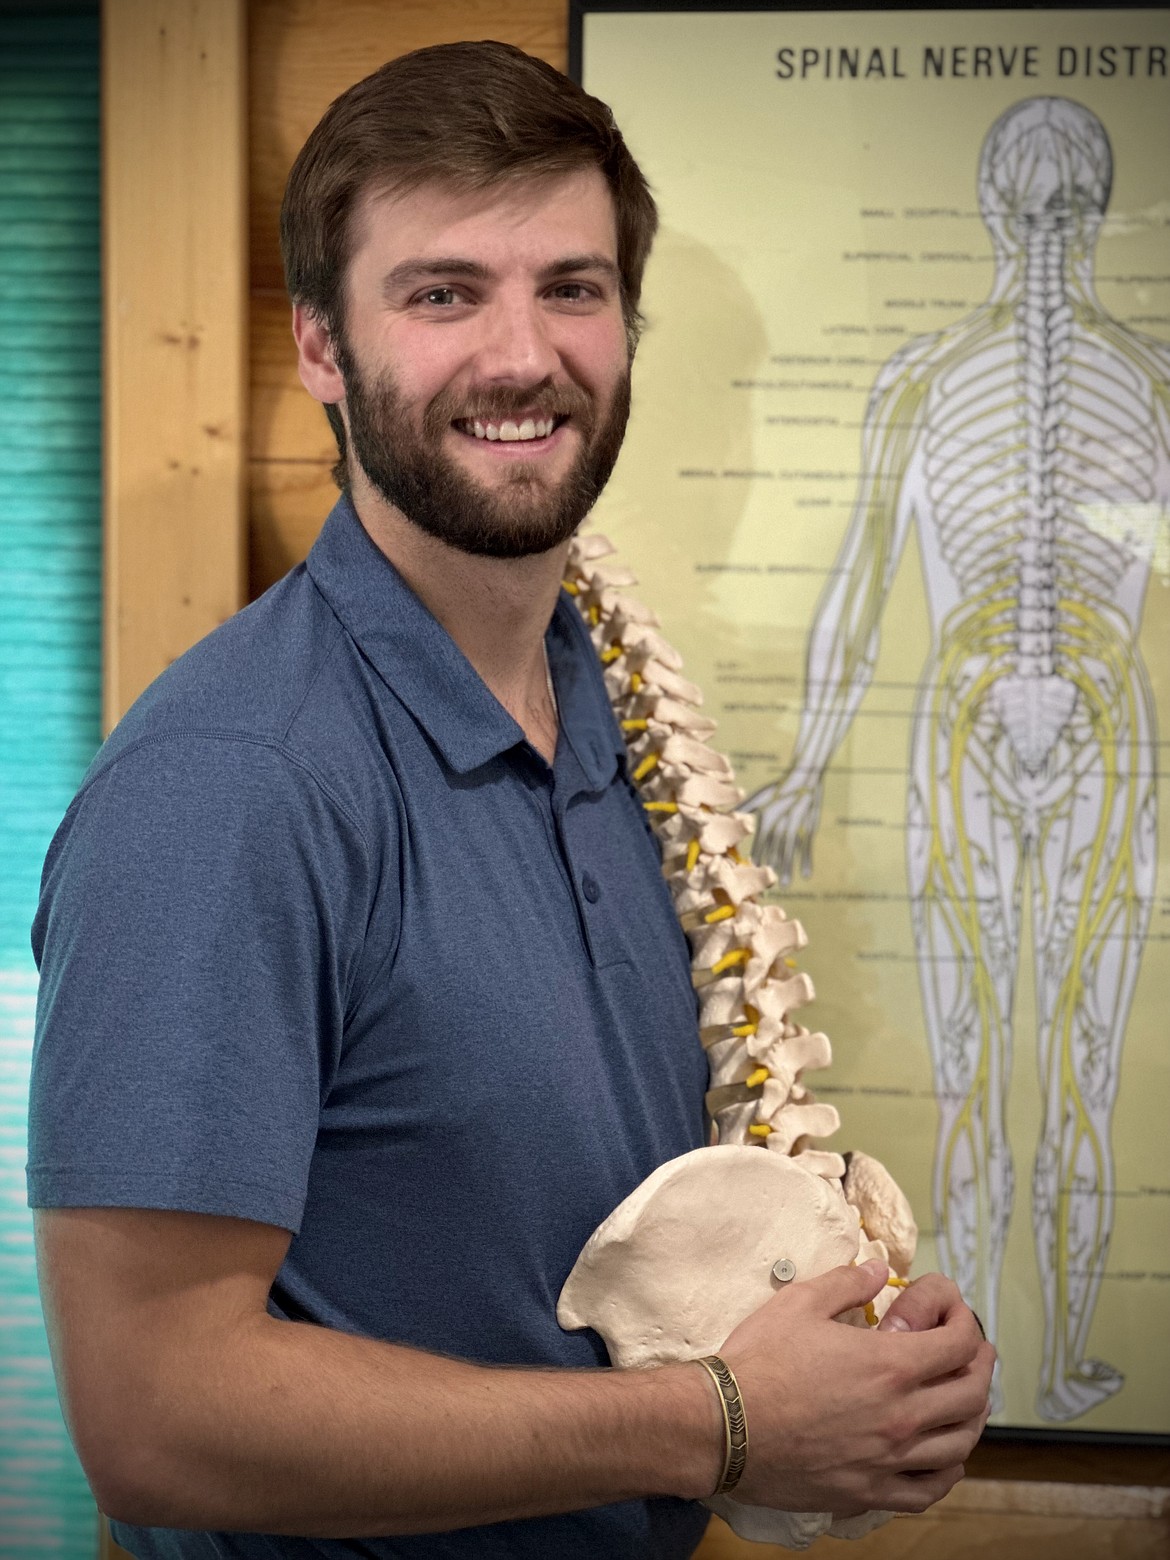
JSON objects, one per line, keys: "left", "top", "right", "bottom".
{"left": 453, "top": 413, "right": 569, "bottom": 444}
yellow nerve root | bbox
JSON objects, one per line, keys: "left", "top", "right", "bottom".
{"left": 621, "top": 718, "right": 648, "bottom": 732}
{"left": 731, "top": 1021, "right": 758, "bottom": 1037}
{"left": 644, "top": 800, "right": 678, "bottom": 814}
{"left": 711, "top": 947, "right": 750, "bottom": 975}
{"left": 632, "top": 752, "right": 659, "bottom": 782}
{"left": 601, "top": 643, "right": 622, "bottom": 664}
{"left": 746, "top": 1067, "right": 769, "bottom": 1089}
{"left": 561, "top": 579, "right": 579, "bottom": 596}
{"left": 686, "top": 837, "right": 701, "bottom": 873}
{"left": 861, "top": 1276, "right": 908, "bottom": 1331}
{"left": 748, "top": 1122, "right": 772, "bottom": 1139}
{"left": 703, "top": 903, "right": 733, "bottom": 924}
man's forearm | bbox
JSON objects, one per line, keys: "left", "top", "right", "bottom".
{"left": 105, "top": 1314, "right": 724, "bottom": 1535}
{"left": 47, "top": 1209, "right": 992, "bottom": 1529}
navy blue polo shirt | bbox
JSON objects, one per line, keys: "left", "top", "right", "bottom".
{"left": 28, "top": 496, "right": 710, "bottom": 1560}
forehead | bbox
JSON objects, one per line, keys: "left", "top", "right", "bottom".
{"left": 348, "top": 168, "right": 619, "bottom": 280}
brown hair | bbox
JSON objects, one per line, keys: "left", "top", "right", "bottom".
{"left": 281, "top": 41, "right": 658, "bottom": 480}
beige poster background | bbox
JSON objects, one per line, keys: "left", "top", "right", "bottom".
{"left": 582, "top": 6, "right": 1170, "bottom": 1432}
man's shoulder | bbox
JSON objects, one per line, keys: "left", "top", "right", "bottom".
{"left": 98, "top": 561, "right": 360, "bottom": 782}
{"left": 38, "top": 562, "right": 386, "bottom": 954}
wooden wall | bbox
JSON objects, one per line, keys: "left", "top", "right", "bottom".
{"left": 246, "top": 0, "right": 568, "bottom": 599}
{"left": 103, "top": 0, "right": 247, "bottom": 728}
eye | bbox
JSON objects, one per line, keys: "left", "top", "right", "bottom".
{"left": 419, "top": 285, "right": 461, "bottom": 307}
{"left": 548, "top": 281, "right": 597, "bottom": 303}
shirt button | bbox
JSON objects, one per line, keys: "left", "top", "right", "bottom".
{"left": 582, "top": 873, "right": 601, "bottom": 903}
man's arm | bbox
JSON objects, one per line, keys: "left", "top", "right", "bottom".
{"left": 36, "top": 1206, "right": 719, "bottom": 1534}
{"left": 36, "top": 1207, "right": 993, "bottom": 1535}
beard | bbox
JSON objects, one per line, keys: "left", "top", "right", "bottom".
{"left": 336, "top": 340, "right": 631, "bottom": 560}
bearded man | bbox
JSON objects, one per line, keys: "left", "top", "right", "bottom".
{"left": 28, "top": 42, "right": 993, "bottom": 1560}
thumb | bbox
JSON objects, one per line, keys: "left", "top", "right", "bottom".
{"left": 794, "top": 1258, "right": 888, "bottom": 1319}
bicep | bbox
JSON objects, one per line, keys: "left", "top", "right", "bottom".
{"left": 34, "top": 1206, "right": 291, "bottom": 1503}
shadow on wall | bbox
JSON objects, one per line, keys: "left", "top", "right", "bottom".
{"left": 600, "top": 223, "right": 769, "bottom": 606}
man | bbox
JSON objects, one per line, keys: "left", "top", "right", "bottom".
{"left": 28, "top": 42, "right": 994, "bottom": 1560}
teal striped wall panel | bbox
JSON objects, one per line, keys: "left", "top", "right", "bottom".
{"left": 0, "top": 5, "right": 102, "bottom": 1556}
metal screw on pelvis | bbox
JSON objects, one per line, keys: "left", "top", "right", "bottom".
{"left": 772, "top": 1258, "right": 796, "bottom": 1284}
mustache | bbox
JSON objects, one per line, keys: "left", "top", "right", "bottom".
{"left": 422, "top": 379, "right": 594, "bottom": 435}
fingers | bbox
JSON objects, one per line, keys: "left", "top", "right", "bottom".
{"left": 892, "top": 1384, "right": 991, "bottom": 1474}
{"left": 873, "top": 1280, "right": 990, "bottom": 1386}
{"left": 908, "top": 1372, "right": 992, "bottom": 1438}
{"left": 898, "top": 1427, "right": 982, "bottom": 1475}
{"left": 877, "top": 1271, "right": 966, "bottom": 1333}
{"left": 783, "top": 1258, "right": 889, "bottom": 1321}
{"left": 776, "top": 829, "right": 795, "bottom": 887}
{"left": 881, "top": 1463, "right": 965, "bottom": 1514}
{"left": 798, "top": 832, "right": 814, "bottom": 880}
{"left": 905, "top": 1377, "right": 992, "bottom": 1446}
{"left": 877, "top": 1318, "right": 988, "bottom": 1395}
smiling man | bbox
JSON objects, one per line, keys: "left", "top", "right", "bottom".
{"left": 28, "top": 41, "right": 993, "bottom": 1560}
{"left": 321, "top": 175, "right": 631, "bottom": 564}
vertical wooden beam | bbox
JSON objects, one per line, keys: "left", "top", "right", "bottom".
{"left": 103, "top": 0, "right": 247, "bottom": 730}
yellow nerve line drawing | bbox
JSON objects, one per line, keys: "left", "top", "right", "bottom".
{"left": 745, "top": 97, "right": 1167, "bottom": 1424}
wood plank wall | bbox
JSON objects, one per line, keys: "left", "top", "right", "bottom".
{"left": 247, "top": 0, "right": 567, "bottom": 599}
{"left": 103, "top": 0, "right": 247, "bottom": 728}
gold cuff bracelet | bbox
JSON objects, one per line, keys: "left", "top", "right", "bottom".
{"left": 695, "top": 1353, "right": 749, "bottom": 1497}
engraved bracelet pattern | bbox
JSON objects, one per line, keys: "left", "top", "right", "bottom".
{"left": 696, "top": 1354, "right": 749, "bottom": 1496}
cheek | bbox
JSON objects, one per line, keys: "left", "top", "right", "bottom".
{"left": 378, "top": 325, "right": 471, "bottom": 407}
{"left": 570, "top": 323, "right": 631, "bottom": 396}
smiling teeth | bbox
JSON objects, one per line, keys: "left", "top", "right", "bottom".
{"left": 469, "top": 417, "right": 554, "bottom": 441}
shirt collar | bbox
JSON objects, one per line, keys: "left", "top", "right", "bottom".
{"left": 306, "top": 495, "right": 625, "bottom": 788}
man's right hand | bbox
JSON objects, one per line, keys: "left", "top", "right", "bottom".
{"left": 714, "top": 1258, "right": 995, "bottom": 1516}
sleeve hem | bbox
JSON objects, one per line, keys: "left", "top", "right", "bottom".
{"left": 26, "top": 1167, "right": 305, "bottom": 1234}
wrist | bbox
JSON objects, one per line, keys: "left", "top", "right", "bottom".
{"left": 641, "top": 1360, "right": 727, "bottom": 1501}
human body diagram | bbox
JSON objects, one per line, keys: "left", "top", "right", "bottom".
{"left": 746, "top": 98, "right": 1168, "bottom": 1422}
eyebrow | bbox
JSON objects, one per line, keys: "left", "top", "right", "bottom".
{"left": 540, "top": 254, "right": 621, "bottom": 284}
{"left": 381, "top": 253, "right": 621, "bottom": 296}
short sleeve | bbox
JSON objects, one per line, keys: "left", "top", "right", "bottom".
{"left": 26, "top": 735, "right": 373, "bottom": 1233}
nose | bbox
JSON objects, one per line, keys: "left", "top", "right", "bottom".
{"left": 473, "top": 289, "right": 562, "bottom": 386}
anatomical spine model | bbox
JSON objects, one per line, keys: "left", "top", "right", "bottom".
{"left": 746, "top": 97, "right": 1166, "bottom": 1422}
{"left": 557, "top": 534, "right": 917, "bottom": 1547}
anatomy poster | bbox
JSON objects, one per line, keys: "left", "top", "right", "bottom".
{"left": 579, "top": 5, "right": 1170, "bottom": 1433}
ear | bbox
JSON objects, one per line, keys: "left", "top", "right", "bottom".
{"left": 292, "top": 304, "right": 346, "bottom": 406}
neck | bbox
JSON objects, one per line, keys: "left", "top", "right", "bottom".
{"left": 985, "top": 227, "right": 1100, "bottom": 310}
{"left": 351, "top": 477, "right": 567, "bottom": 764}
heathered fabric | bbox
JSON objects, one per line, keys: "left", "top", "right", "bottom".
{"left": 27, "top": 497, "right": 710, "bottom": 1560}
